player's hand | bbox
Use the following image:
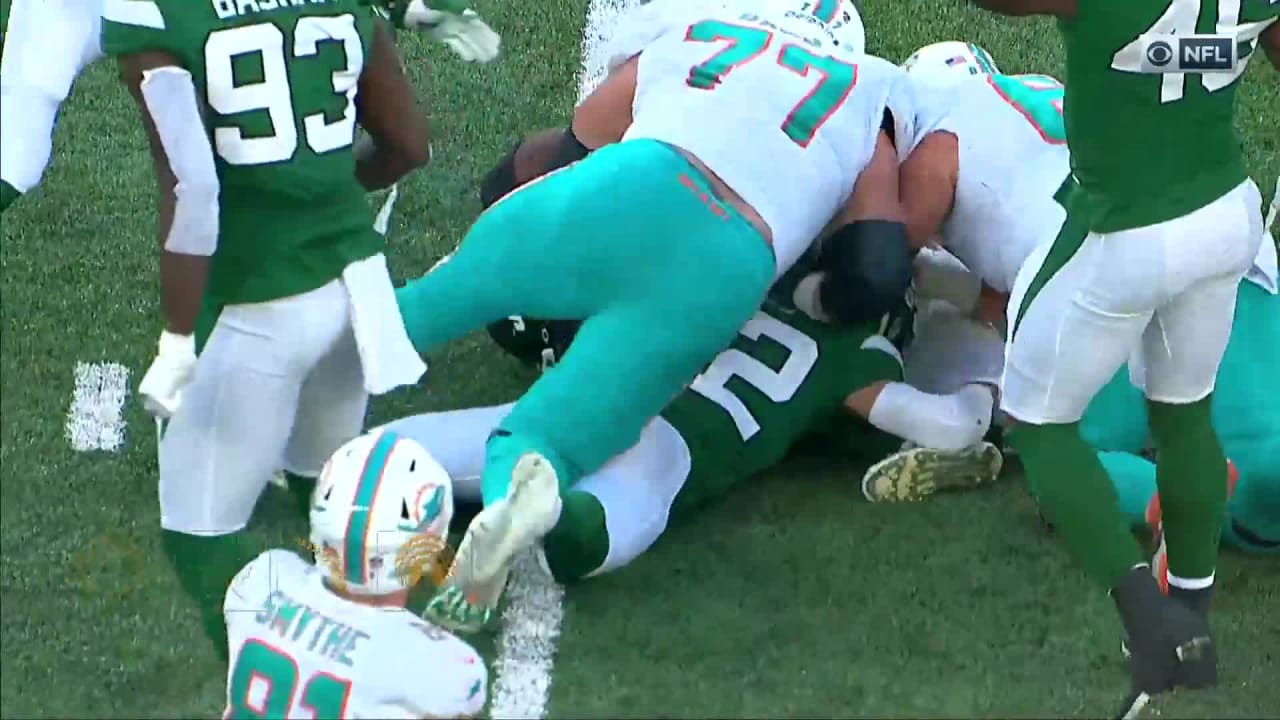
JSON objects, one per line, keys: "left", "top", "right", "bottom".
{"left": 138, "top": 331, "right": 197, "bottom": 419}
{"left": 403, "top": 0, "right": 501, "bottom": 63}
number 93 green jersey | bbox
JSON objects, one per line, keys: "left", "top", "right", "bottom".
{"left": 101, "top": 0, "right": 385, "bottom": 305}
{"left": 662, "top": 295, "right": 912, "bottom": 514}
{"left": 1061, "top": 0, "right": 1279, "bottom": 232}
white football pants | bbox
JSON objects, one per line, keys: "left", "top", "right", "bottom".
{"left": 1, "top": 0, "right": 103, "bottom": 194}
{"left": 380, "top": 403, "right": 693, "bottom": 577}
{"left": 160, "top": 279, "right": 369, "bottom": 536}
{"left": 1003, "top": 179, "right": 1265, "bottom": 424}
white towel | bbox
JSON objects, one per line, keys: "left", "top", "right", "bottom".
{"left": 343, "top": 253, "right": 427, "bottom": 395}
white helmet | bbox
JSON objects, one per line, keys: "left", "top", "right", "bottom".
{"left": 309, "top": 429, "right": 455, "bottom": 596}
{"left": 901, "top": 41, "right": 1000, "bottom": 86}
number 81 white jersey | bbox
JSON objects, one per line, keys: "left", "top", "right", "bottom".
{"left": 223, "top": 550, "right": 486, "bottom": 719}
{"left": 604, "top": 0, "right": 908, "bottom": 277}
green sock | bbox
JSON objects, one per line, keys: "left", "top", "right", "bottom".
{"left": 542, "top": 490, "right": 609, "bottom": 583}
{"left": 0, "top": 181, "right": 20, "bottom": 212}
{"left": 1007, "top": 421, "right": 1144, "bottom": 588}
{"left": 1147, "top": 396, "right": 1227, "bottom": 581}
{"left": 1097, "top": 451, "right": 1159, "bottom": 528}
{"left": 161, "top": 529, "right": 261, "bottom": 662}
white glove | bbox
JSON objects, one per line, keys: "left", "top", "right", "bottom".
{"left": 139, "top": 331, "right": 197, "bottom": 419}
{"left": 403, "top": 0, "right": 501, "bottom": 63}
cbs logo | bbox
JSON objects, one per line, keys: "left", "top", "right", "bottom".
{"left": 1145, "top": 39, "right": 1175, "bottom": 67}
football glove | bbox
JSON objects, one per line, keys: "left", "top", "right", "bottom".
{"left": 403, "top": 0, "right": 501, "bottom": 63}
{"left": 139, "top": 331, "right": 197, "bottom": 419}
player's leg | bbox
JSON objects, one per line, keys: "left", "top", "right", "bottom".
{"left": 394, "top": 140, "right": 771, "bottom": 356}
{"left": 1080, "top": 369, "right": 1151, "bottom": 454}
{"left": 0, "top": 0, "right": 101, "bottom": 210}
{"left": 1214, "top": 280, "right": 1280, "bottom": 555}
{"left": 280, "top": 325, "right": 370, "bottom": 518}
{"left": 543, "top": 416, "right": 693, "bottom": 582}
{"left": 1001, "top": 204, "right": 1154, "bottom": 589}
{"left": 865, "top": 306, "right": 1005, "bottom": 501}
{"left": 998, "top": 197, "right": 1226, "bottom": 703}
{"left": 378, "top": 403, "right": 518, "bottom": 503}
{"left": 1139, "top": 178, "right": 1264, "bottom": 612}
{"left": 158, "top": 282, "right": 351, "bottom": 659}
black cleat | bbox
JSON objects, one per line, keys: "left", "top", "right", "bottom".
{"left": 1112, "top": 568, "right": 1218, "bottom": 719}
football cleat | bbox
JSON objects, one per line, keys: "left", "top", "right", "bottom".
{"left": 424, "top": 453, "right": 562, "bottom": 632}
{"left": 1113, "top": 567, "right": 1218, "bottom": 719}
{"left": 861, "top": 441, "right": 1003, "bottom": 503}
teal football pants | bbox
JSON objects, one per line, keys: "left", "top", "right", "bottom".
{"left": 1082, "top": 279, "right": 1280, "bottom": 554}
{"left": 396, "top": 139, "right": 775, "bottom": 506}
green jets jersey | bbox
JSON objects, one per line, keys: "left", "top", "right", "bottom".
{"left": 101, "top": 0, "right": 386, "bottom": 305}
{"left": 662, "top": 295, "right": 911, "bottom": 513}
{"left": 1060, "top": 0, "right": 1279, "bottom": 232}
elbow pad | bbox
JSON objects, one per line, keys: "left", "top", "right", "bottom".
{"left": 478, "top": 126, "right": 591, "bottom": 209}
{"left": 479, "top": 138, "right": 522, "bottom": 209}
{"left": 817, "top": 219, "right": 913, "bottom": 325}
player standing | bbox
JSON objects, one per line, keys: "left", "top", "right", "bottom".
{"left": 223, "top": 430, "right": 487, "bottom": 719}
{"left": 393, "top": 0, "right": 915, "bottom": 631}
{"left": 0, "top": 0, "right": 497, "bottom": 214}
{"left": 100, "top": 0, "right": 436, "bottom": 660}
{"left": 970, "top": 0, "right": 1279, "bottom": 714}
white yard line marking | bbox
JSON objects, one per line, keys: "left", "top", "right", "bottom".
{"left": 489, "top": 550, "right": 565, "bottom": 719}
{"left": 65, "top": 361, "right": 130, "bottom": 452}
{"left": 487, "top": 2, "right": 641, "bottom": 717}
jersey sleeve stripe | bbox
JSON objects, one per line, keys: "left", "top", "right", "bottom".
{"left": 103, "top": 0, "right": 166, "bottom": 29}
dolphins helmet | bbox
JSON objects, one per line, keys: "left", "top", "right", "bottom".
{"left": 901, "top": 41, "right": 1000, "bottom": 85}
{"left": 309, "top": 429, "right": 455, "bottom": 596}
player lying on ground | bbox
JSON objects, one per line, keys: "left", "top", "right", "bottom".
{"left": 971, "top": 0, "right": 1277, "bottom": 713}
{"left": 392, "top": 0, "right": 915, "bottom": 632}
{"left": 224, "top": 429, "right": 488, "bottom": 719}
{"left": 850, "top": 41, "right": 1067, "bottom": 499}
{"left": 1082, "top": 227, "right": 1280, "bottom": 563}
{"left": 102, "top": 0, "right": 437, "bottom": 659}
{"left": 0, "top": 0, "right": 497, "bottom": 214}
{"left": 383, "top": 293, "right": 1001, "bottom": 585}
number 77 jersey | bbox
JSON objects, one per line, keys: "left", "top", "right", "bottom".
{"left": 607, "top": 0, "right": 907, "bottom": 275}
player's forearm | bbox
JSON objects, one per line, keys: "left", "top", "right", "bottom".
{"left": 1262, "top": 21, "right": 1280, "bottom": 71}
{"left": 900, "top": 131, "right": 958, "bottom": 251}
{"left": 159, "top": 252, "right": 208, "bottom": 336}
{"left": 355, "top": 134, "right": 426, "bottom": 191}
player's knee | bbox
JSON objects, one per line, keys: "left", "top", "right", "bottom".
{"left": 818, "top": 220, "right": 913, "bottom": 325}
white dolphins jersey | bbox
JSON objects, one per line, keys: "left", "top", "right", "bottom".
{"left": 223, "top": 550, "right": 487, "bottom": 719}
{"left": 603, "top": 0, "right": 905, "bottom": 277}
{"left": 922, "top": 72, "right": 1072, "bottom": 294}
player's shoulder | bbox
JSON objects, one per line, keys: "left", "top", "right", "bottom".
{"left": 225, "top": 549, "right": 310, "bottom": 610}
{"left": 376, "top": 616, "right": 487, "bottom": 716}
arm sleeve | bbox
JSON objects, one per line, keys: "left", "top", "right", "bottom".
{"left": 101, "top": 0, "right": 181, "bottom": 56}
{"left": 405, "top": 631, "right": 488, "bottom": 718}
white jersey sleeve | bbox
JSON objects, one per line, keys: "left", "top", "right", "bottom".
{"left": 925, "top": 73, "right": 1072, "bottom": 293}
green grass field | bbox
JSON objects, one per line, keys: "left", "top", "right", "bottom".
{"left": 2, "top": 0, "right": 1278, "bottom": 717}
